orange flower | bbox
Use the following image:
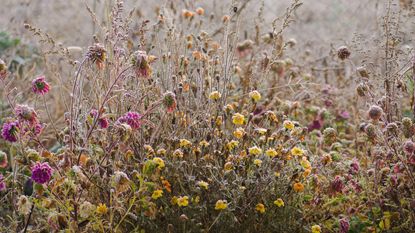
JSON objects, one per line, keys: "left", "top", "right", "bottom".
{"left": 161, "top": 178, "right": 172, "bottom": 193}
{"left": 293, "top": 182, "right": 305, "bottom": 192}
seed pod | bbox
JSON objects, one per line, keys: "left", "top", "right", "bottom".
{"left": 356, "top": 66, "right": 369, "bottom": 78}
{"left": 368, "top": 105, "right": 383, "bottom": 121}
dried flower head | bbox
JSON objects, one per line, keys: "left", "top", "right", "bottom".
{"left": 131, "top": 50, "right": 152, "bottom": 78}
{"left": 14, "top": 105, "right": 38, "bottom": 125}
{"left": 86, "top": 43, "right": 106, "bottom": 69}
{"left": 368, "top": 105, "right": 383, "bottom": 121}
{"left": 337, "top": 46, "right": 351, "bottom": 60}
{"left": 163, "top": 91, "right": 177, "bottom": 113}
{"left": 32, "top": 76, "right": 50, "bottom": 95}
{"left": 0, "top": 150, "right": 8, "bottom": 168}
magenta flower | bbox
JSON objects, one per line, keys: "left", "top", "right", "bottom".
{"left": 0, "top": 174, "right": 5, "bottom": 191}
{"left": 117, "top": 111, "right": 142, "bottom": 129}
{"left": 14, "top": 105, "right": 38, "bottom": 125}
{"left": 89, "top": 109, "right": 109, "bottom": 129}
{"left": 32, "top": 76, "right": 50, "bottom": 95}
{"left": 330, "top": 175, "right": 344, "bottom": 194}
{"left": 1, "top": 121, "right": 19, "bottom": 142}
{"left": 31, "top": 162, "right": 53, "bottom": 184}
{"left": 339, "top": 218, "right": 350, "bottom": 233}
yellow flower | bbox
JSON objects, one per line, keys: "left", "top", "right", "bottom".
{"left": 192, "top": 196, "right": 200, "bottom": 204}
{"left": 254, "top": 159, "right": 262, "bottom": 167}
{"left": 197, "top": 181, "right": 209, "bottom": 190}
{"left": 209, "top": 91, "right": 222, "bottom": 101}
{"left": 233, "top": 127, "right": 246, "bottom": 139}
{"left": 283, "top": 120, "right": 295, "bottom": 130}
{"left": 226, "top": 140, "right": 239, "bottom": 150}
{"left": 153, "top": 157, "right": 165, "bottom": 169}
{"left": 274, "top": 198, "right": 284, "bottom": 207}
{"left": 177, "top": 196, "right": 189, "bottom": 207}
{"left": 265, "top": 148, "right": 278, "bottom": 158}
{"left": 215, "top": 200, "right": 228, "bottom": 210}
{"left": 293, "top": 182, "right": 305, "bottom": 192}
{"left": 274, "top": 172, "right": 281, "bottom": 177}
{"left": 224, "top": 162, "right": 234, "bottom": 171}
{"left": 199, "top": 140, "right": 210, "bottom": 147}
{"left": 291, "top": 147, "right": 304, "bottom": 156}
{"left": 303, "top": 168, "right": 311, "bottom": 177}
{"left": 249, "top": 90, "right": 262, "bottom": 102}
{"left": 179, "top": 139, "right": 192, "bottom": 148}
{"left": 173, "top": 149, "right": 184, "bottom": 158}
{"left": 255, "top": 128, "right": 267, "bottom": 135}
{"left": 171, "top": 196, "right": 178, "bottom": 205}
{"left": 311, "top": 225, "right": 321, "bottom": 233}
{"left": 300, "top": 157, "right": 311, "bottom": 169}
{"left": 232, "top": 113, "right": 245, "bottom": 125}
{"left": 151, "top": 189, "right": 163, "bottom": 200}
{"left": 156, "top": 148, "right": 166, "bottom": 155}
{"left": 249, "top": 146, "right": 262, "bottom": 156}
{"left": 255, "top": 203, "right": 266, "bottom": 214}
{"left": 96, "top": 203, "right": 108, "bottom": 215}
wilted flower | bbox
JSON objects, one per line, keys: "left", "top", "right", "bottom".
{"left": 32, "top": 76, "right": 50, "bottom": 95}
{"left": 17, "top": 195, "right": 32, "bottom": 215}
{"left": 131, "top": 50, "right": 152, "bottom": 78}
{"left": 14, "top": 105, "right": 38, "bottom": 125}
{"left": 117, "top": 111, "right": 142, "bottom": 129}
{"left": 233, "top": 127, "right": 246, "bottom": 139}
{"left": 403, "top": 140, "right": 414, "bottom": 155}
{"left": 31, "top": 162, "right": 53, "bottom": 184}
{"left": 368, "top": 105, "right": 383, "bottom": 121}
{"left": 86, "top": 43, "right": 106, "bottom": 69}
{"left": 111, "top": 171, "right": 130, "bottom": 193}
{"left": 236, "top": 40, "right": 254, "bottom": 58}
{"left": 215, "top": 200, "right": 228, "bottom": 210}
{"left": 323, "top": 127, "right": 337, "bottom": 145}
{"left": 163, "top": 91, "right": 177, "bottom": 113}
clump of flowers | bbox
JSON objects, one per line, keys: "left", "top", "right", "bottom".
{"left": 31, "top": 162, "right": 53, "bottom": 184}
{"left": 32, "top": 76, "right": 51, "bottom": 95}
{"left": 117, "top": 111, "right": 142, "bottom": 129}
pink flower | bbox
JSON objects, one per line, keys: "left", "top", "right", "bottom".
{"left": 0, "top": 174, "right": 6, "bottom": 191}
{"left": 31, "top": 162, "right": 53, "bottom": 184}
{"left": 117, "top": 111, "right": 142, "bottom": 129}
{"left": 32, "top": 76, "right": 50, "bottom": 95}
{"left": 1, "top": 120, "right": 19, "bottom": 142}
{"left": 90, "top": 109, "right": 109, "bottom": 129}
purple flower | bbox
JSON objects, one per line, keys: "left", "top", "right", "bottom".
{"left": 90, "top": 109, "right": 109, "bottom": 129}
{"left": 349, "top": 158, "right": 360, "bottom": 175}
{"left": 14, "top": 105, "right": 38, "bottom": 125}
{"left": 339, "top": 218, "right": 350, "bottom": 233}
{"left": 32, "top": 76, "right": 50, "bottom": 95}
{"left": 308, "top": 119, "right": 322, "bottom": 132}
{"left": 31, "top": 162, "right": 53, "bottom": 184}
{"left": 0, "top": 174, "right": 6, "bottom": 191}
{"left": 338, "top": 110, "right": 350, "bottom": 120}
{"left": 117, "top": 111, "right": 142, "bottom": 129}
{"left": 1, "top": 121, "right": 19, "bottom": 142}
{"left": 330, "top": 175, "right": 344, "bottom": 194}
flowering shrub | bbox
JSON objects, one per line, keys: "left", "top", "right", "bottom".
{"left": 0, "top": 0, "right": 415, "bottom": 232}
